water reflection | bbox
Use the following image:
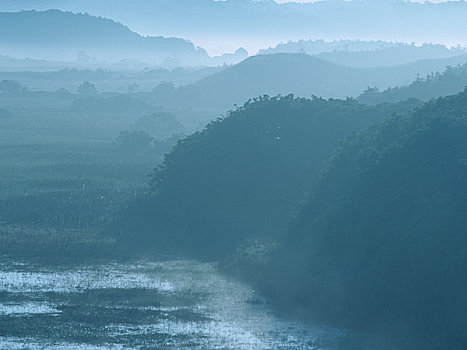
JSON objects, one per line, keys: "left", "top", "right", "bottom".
{"left": 0, "top": 260, "right": 337, "bottom": 349}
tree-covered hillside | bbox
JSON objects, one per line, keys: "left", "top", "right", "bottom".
{"left": 256, "top": 89, "right": 467, "bottom": 350}
{"left": 261, "top": 40, "right": 466, "bottom": 68}
{"left": 157, "top": 53, "right": 465, "bottom": 111}
{"left": 1, "top": 0, "right": 467, "bottom": 52}
{"left": 0, "top": 10, "right": 207, "bottom": 64}
{"left": 317, "top": 50, "right": 467, "bottom": 69}
{"left": 122, "top": 95, "right": 420, "bottom": 255}
{"left": 176, "top": 54, "right": 365, "bottom": 108}
{"left": 359, "top": 63, "right": 467, "bottom": 105}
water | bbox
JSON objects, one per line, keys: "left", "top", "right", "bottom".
{"left": 0, "top": 259, "right": 346, "bottom": 349}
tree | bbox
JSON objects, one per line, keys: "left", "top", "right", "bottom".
{"left": 0, "top": 80, "right": 24, "bottom": 94}
{"left": 114, "top": 131, "right": 154, "bottom": 150}
{"left": 77, "top": 81, "right": 97, "bottom": 96}
{"left": 128, "top": 82, "right": 139, "bottom": 94}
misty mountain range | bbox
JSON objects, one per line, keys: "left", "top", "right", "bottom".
{"left": 0, "top": 10, "right": 248, "bottom": 67}
{"left": 150, "top": 53, "right": 467, "bottom": 110}
{"left": 0, "top": 0, "right": 466, "bottom": 54}
{"left": 0, "top": 9, "right": 466, "bottom": 72}
{"left": 0, "top": 7, "right": 466, "bottom": 109}
{"left": 260, "top": 40, "right": 467, "bottom": 68}
{"left": 2, "top": 1, "right": 467, "bottom": 349}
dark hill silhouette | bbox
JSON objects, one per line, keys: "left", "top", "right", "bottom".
{"left": 120, "top": 95, "right": 420, "bottom": 255}
{"left": 258, "top": 89, "right": 467, "bottom": 350}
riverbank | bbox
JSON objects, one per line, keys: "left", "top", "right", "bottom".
{"left": 0, "top": 259, "right": 348, "bottom": 350}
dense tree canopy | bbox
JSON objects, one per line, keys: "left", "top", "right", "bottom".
{"left": 259, "top": 89, "right": 467, "bottom": 350}
{"left": 359, "top": 63, "right": 467, "bottom": 104}
{"left": 122, "top": 95, "right": 418, "bottom": 254}
{"left": 0, "top": 79, "right": 24, "bottom": 94}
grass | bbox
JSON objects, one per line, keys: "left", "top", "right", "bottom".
{"left": 0, "top": 93, "right": 179, "bottom": 263}
{"left": 0, "top": 222, "right": 123, "bottom": 263}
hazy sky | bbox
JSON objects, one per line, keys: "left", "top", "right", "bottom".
{"left": 274, "top": 0, "right": 459, "bottom": 2}
{"left": 0, "top": 0, "right": 464, "bottom": 57}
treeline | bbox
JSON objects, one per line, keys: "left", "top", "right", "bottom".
{"left": 359, "top": 63, "right": 467, "bottom": 104}
{"left": 248, "top": 88, "right": 467, "bottom": 349}
{"left": 261, "top": 40, "right": 466, "bottom": 68}
{"left": 125, "top": 88, "right": 467, "bottom": 349}
{"left": 119, "top": 95, "right": 419, "bottom": 254}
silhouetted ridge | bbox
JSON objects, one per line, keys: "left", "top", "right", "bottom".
{"left": 359, "top": 63, "right": 467, "bottom": 104}
{"left": 121, "top": 95, "right": 418, "bottom": 255}
{"left": 258, "top": 89, "right": 467, "bottom": 350}
{"left": 0, "top": 10, "right": 207, "bottom": 64}
{"left": 171, "top": 53, "right": 467, "bottom": 111}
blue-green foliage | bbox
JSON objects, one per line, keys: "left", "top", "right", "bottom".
{"left": 259, "top": 89, "right": 467, "bottom": 349}
{"left": 359, "top": 63, "right": 467, "bottom": 104}
{"left": 125, "top": 95, "right": 416, "bottom": 254}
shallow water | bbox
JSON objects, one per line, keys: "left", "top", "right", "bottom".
{"left": 0, "top": 259, "right": 350, "bottom": 349}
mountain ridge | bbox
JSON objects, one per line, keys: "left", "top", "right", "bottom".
{"left": 0, "top": 10, "right": 248, "bottom": 66}
{"left": 163, "top": 53, "right": 467, "bottom": 110}
{"left": 0, "top": 0, "right": 466, "bottom": 53}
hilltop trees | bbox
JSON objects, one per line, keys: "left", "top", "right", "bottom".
{"left": 121, "top": 95, "right": 417, "bottom": 254}
{"left": 78, "top": 81, "right": 98, "bottom": 95}
{"left": 123, "top": 89, "right": 467, "bottom": 349}
{"left": 257, "top": 89, "right": 467, "bottom": 350}
{"left": 359, "top": 63, "right": 467, "bottom": 104}
{"left": 0, "top": 80, "right": 24, "bottom": 94}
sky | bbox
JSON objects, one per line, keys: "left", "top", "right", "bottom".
{"left": 0, "top": 0, "right": 464, "bottom": 57}
{"left": 274, "top": 0, "right": 459, "bottom": 2}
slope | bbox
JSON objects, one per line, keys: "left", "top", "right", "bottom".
{"left": 260, "top": 89, "right": 467, "bottom": 350}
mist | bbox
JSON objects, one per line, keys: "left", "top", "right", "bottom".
{"left": 1, "top": 1, "right": 467, "bottom": 349}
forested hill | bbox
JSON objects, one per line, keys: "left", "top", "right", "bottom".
{"left": 178, "top": 54, "right": 365, "bottom": 107}
{"left": 167, "top": 53, "right": 467, "bottom": 111}
{"left": 1, "top": 0, "right": 466, "bottom": 50}
{"left": 258, "top": 89, "right": 467, "bottom": 350}
{"left": 120, "top": 95, "right": 420, "bottom": 255}
{"left": 359, "top": 63, "right": 467, "bottom": 105}
{"left": 261, "top": 40, "right": 466, "bottom": 68}
{"left": 0, "top": 10, "right": 207, "bottom": 64}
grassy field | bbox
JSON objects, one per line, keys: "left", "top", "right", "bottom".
{"left": 0, "top": 90, "right": 185, "bottom": 262}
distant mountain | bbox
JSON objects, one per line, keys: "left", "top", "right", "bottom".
{"left": 210, "top": 48, "right": 249, "bottom": 66}
{"left": 157, "top": 53, "right": 467, "bottom": 110}
{"left": 0, "top": 0, "right": 466, "bottom": 54}
{"left": 179, "top": 54, "right": 362, "bottom": 108}
{"left": 359, "top": 63, "right": 467, "bottom": 104}
{"left": 0, "top": 54, "right": 73, "bottom": 71}
{"left": 0, "top": 10, "right": 218, "bottom": 66}
{"left": 259, "top": 39, "right": 403, "bottom": 56}
{"left": 316, "top": 46, "right": 467, "bottom": 69}
{"left": 260, "top": 40, "right": 466, "bottom": 68}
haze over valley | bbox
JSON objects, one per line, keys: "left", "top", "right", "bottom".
{"left": 1, "top": 1, "right": 467, "bottom": 349}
